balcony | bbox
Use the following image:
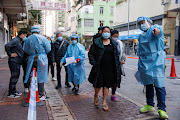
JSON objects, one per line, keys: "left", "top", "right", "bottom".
{"left": 1, "top": 0, "right": 27, "bottom": 21}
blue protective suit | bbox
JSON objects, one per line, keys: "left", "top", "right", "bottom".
{"left": 23, "top": 33, "right": 51, "bottom": 83}
{"left": 138, "top": 24, "right": 166, "bottom": 88}
{"left": 61, "top": 43, "right": 86, "bottom": 85}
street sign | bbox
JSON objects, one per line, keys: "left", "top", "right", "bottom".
{"left": 33, "top": 1, "right": 66, "bottom": 11}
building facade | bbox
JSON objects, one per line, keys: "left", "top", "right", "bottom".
{"left": 0, "top": 0, "right": 27, "bottom": 58}
{"left": 113, "top": 0, "right": 180, "bottom": 55}
{"left": 76, "top": 0, "right": 115, "bottom": 49}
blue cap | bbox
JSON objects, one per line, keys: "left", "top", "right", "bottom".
{"left": 137, "top": 16, "right": 153, "bottom": 24}
{"left": 31, "top": 26, "right": 41, "bottom": 33}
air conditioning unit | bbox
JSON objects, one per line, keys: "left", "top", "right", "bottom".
{"left": 85, "top": 9, "right": 89, "bottom": 13}
{"left": 162, "top": 0, "right": 170, "bottom": 5}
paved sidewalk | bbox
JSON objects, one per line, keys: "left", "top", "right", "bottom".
{"left": 0, "top": 57, "right": 49, "bottom": 120}
{"left": 54, "top": 69, "right": 160, "bottom": 120}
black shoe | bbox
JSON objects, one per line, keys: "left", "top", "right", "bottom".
{"left": 72, "top": 87, "right": 75, "bottom": 91}
{"left": 75, "top": 89, "right": 79, "bottom": 95}
{"left": 55, "top": 84, "right": 61, "bottom": 89}
{"left": 65, "top": 83, "right": 71, "bottom": 88}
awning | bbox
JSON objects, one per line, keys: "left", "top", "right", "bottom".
{"left": 118, "top": 34, "right": 140, "bottom": 40}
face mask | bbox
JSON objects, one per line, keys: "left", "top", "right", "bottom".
{"left": 71, "top": 40, "right": 77, "bottom": 45}
{"left": 140, "top": 23, "right": 149, "bottom": 32}
{"left": 112, "top": 37, "right": 118, "bottom": 41}
{"left": 102, "top": 32, "right": 110, "bottom": 39}
{"left": 48, "top": 40, "right": 51, "bottom": 43}
{"left": 57, "top": 37, "right": 63, "bottom": 41}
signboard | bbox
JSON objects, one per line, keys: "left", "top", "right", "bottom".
{"left": 175, "top": 0, "right": 178, "bottom": 4}
{"left": 33, "top": 1, "right": 66, "bottom": 11}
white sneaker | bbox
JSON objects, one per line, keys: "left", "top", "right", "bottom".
{"left": 7, "top": 94, "right": 20, "bottom": 98}
{"left": 52, "top": 77, "right": 57, "bottom": 81}
{"left": 39, "top": 95, "right": 49, "bottom": 100}
{"left": 14, "top": 91, "right": 22, "bottom": 96}
{"left": 24, "top": 88, "right": 29, "bottom": 93}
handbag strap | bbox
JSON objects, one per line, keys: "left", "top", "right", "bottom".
{"left": 56, "top": 40, "right": 64, "bottom": 54}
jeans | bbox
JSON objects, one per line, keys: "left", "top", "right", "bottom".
{"left": 146, "top": 84, "right": 166, "bottom": 111}
{"left": 22, "top": 62, "right": 30, "bottom": 88}
{"left": 8, "top": 61, "right": 21, "bottom": 95}
{"left": 56, "top": 62, "right": 68, "bottom": 85}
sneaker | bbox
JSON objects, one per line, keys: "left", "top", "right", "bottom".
{"left": 111, "top": 96, "right": 118, "bottom": 101}
{"left": 39, "top": 95, "right": 49, "bottom": 100}
{"left": 72, "top": 87, "right": 75, "bottom": 91}
{"left": 14, "top": 91, "right": 22, "bottom": 96}
{"left": 158, "top": 109, "right": 168, "bottom": 119}
{"left": 140, "top": 104, "right": 155, "bottom": 113}
{"left": 52, "top": 77, "right": 57, "bottom": 81}
{"left": 7, "top": 94, "right": 20, "bottom": 98}
{"left": 24, "top": 88, "right": 29, "bottom": 94}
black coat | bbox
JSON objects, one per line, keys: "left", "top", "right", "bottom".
{"left": 52, "top": 40, "right": 70, "bottom": 63}
{"left": 5, "top": 36, "right": 24, "bottom": 64}
{"left": 88, "top": 37, "right": 121, "bottom": 88}
{"left": 92, "top": 33, "right": 101, "bottom": 43}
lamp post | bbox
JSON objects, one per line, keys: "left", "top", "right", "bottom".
{"left": 127, "top": 0, "right": 130, "bottom": 55}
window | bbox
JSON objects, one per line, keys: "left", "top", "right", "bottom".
{"left": 84, "top": 19, "right": 94, "bottom": 27}
{"left": 78, "top": 20, "right": 81, "bottom": 28}
{"left": 100, "top": 7, "right": 103, "bottom": 14}
{"left": 100, "top": 21, "right": 104, "bottom": 26}
{"left": 110, "top": 7, "right": 113, "bottom": 15}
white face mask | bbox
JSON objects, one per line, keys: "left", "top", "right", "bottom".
{"left": 71, "top": 40, "right": 77, "bottom": 45}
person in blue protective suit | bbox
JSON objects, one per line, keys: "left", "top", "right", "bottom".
{"left": 60, "top": 34, "right": 86, "bottom": 95}
{"left": 23, "top": 26, "right": 51, "bottom": 101}
{"left": 137, "top": 16, "right": 168, "bottom": 119}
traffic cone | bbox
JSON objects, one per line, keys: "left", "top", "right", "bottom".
{"left": 22, "top": 68, "right": 44, "bottom": 107}
{"left": 167, "top": 58, "right": 179, "bottom": 79}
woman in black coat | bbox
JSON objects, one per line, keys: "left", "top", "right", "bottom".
{"left": 88, "top": 26, "right": 121, "bottom": 111}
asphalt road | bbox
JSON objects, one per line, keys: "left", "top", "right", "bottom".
{"left": 85, "top": 55, "right": 180, "bottom": 120}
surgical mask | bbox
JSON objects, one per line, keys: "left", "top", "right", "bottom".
{"left": 57, "top": 37, "right": 63, "bottom": 41}
{"left": 102, "top": 32, "right": 110, "bottom": 39}
{"left": 140, "top": 23, "right": 149, "bottom": 32}
{"left": 71, "top": 40, "right": 77, "bottom": 45}
{"left": 48, "top": 40, "right": 51, "bottom": 43}
{"left": 112, "top": 37, "right": 118, "bottom": 41}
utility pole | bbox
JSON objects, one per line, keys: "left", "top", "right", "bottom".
{"left": 127, "top": 0, "right": 130, "bottom": 55}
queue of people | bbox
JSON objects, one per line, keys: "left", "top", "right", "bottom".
{"left": 4, "top": 16, "right": 168, "bottom": 119}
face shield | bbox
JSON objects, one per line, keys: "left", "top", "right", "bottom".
{"left": 137, "top": 19, "right": 150, "bottom": 32}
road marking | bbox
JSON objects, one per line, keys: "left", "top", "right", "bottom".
{"left": 115, "top": 91, "right": 144, "bottom": 107}
{"left": 124, "top": 66, "right": 137, "bottom": 71}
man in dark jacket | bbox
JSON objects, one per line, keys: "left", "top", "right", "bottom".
{"left": 52, "top": 31, "right": 71, "bottom": 89}
{"left": 5, "top": 30, "right": 27, "bottom": 98}
{"left": 92, "top": 26, "right": 103, "bottom": 42}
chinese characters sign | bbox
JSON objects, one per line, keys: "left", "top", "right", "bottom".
{"left": 33, "top": 1, "right": 66, "bottom": 11}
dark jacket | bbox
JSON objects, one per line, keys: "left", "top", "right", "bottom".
{"left": 52, "top": 40, "right": 70, "bottom": 63}
{"left": 5, "top": 36, "right": 24, "bottom": 64}
{"left": 92, "top": 33, "right": 101, "bottom": 43}
{"left": 88, "top": 37, "right": 121, "bottom": 88}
